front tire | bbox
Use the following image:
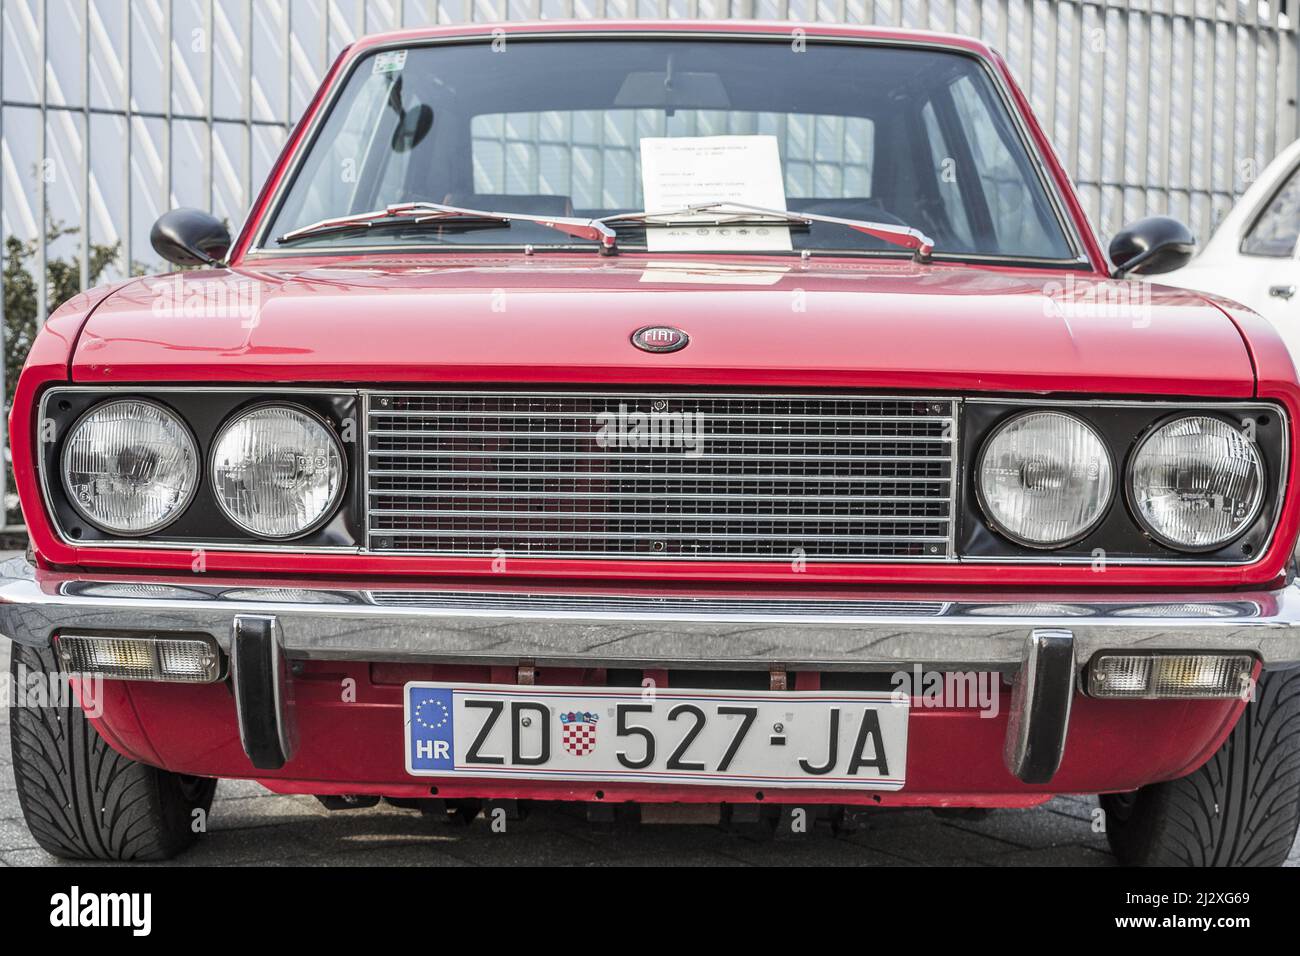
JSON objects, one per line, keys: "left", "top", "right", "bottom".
{"left": 1100, "top": 667, "right": 1300, "bottom": 866}
{"left": 9, "top": 643, "right": 216, "bottom": 861}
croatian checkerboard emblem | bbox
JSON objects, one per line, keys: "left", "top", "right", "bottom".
{"left": 560, "top": 709, "right": 599, "bottom": 756}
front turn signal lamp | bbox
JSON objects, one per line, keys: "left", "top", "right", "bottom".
{"left": 56, "top": 634, "right": 223, "bottom": 684}
{"left": 1087, "top": 653, "right": 1254, "bottom": 699}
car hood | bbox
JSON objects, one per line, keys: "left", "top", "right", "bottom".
{"left": 70, "top": 255, "right": 1254, "bottom": 396}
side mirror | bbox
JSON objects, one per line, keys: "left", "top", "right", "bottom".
{"left": 1108, "top": 216, "right": 1195, "bottom": 278}
{"left": 150, "top": 208, "right": 232, "bottom": 267}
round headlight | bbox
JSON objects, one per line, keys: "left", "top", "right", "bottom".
{"left": 61, "top": 399, "right": 199, "bottom": 535}
{"left": 210, "top": 405, "right": 346, "bottom": 539}
{"left": 977, "top": 411, "right": 1113, "bottom": 548}
{"left": 1127, "top": 415, "right": 1264, "bottom": 551}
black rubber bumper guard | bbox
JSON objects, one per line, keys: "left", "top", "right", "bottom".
{"left": 1003, "top": 629, "right": 1077, "bottom": 784}
{"left": 231, "top": 615, "right": 298, "bottom": 771}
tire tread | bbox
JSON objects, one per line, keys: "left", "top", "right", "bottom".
{"left": 8, "top": 643, "right": 214, "bottom": 862}
{"left": 1103, "top": 668, "right": 1300, "bottom": 866}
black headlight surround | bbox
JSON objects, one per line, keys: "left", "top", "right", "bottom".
{"left": 40, "top": 387, "right": 362, "bottom": 550}
{"left": 959, "top": 400, "right": 1286, "bottom": 564}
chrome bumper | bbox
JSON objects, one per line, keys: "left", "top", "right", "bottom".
{"left": 6, "top": 555, "right": 1297, "bottom": 784}
{"left": 1, "top": 556, "right": 1299, "bottom": 673}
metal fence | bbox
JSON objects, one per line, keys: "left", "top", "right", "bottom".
{"left": 1, "top": 0, "right": 1298, "bottom": 521}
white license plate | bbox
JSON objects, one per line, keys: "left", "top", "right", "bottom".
{"left": 403, "top": 683, "right": 908, "bottom": 790}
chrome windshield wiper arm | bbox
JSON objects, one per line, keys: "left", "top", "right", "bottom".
{"left": 278, "top": 201, "right": 619, "bottom": 253}
{"left": 599, "top": 201, "right": 935, "bottom": 260}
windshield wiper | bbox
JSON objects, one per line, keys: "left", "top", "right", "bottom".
{"left": 599, "top": 201, "right": 935, "bottom": 260}
{"left": 277, "top": 201, "right": 618, "bottom": 253}
{"left": 278, "top": 200, "right": 933, "bottom": 260}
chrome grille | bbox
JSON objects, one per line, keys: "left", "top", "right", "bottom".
{"left": 365, "top": 391, "right": 957, "bottom": 561}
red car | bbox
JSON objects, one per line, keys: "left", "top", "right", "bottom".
{"left": 4, "top": 20, "right": 1299, "bottom": 866}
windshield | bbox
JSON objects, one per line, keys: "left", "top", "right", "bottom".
{"left": 261, "top": 38, "right": 1076, "bottom": 261}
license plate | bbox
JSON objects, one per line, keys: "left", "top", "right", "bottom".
{"left": 403, "top": 683, "right": 908, "bottom": 790}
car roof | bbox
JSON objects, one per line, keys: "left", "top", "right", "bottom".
{"left": 347, "top": 19, "right": 1001, "bottom": 62}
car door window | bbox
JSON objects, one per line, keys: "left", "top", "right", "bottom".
{"left": 1242, "top": 164, "right": 1300, "bottom": 258}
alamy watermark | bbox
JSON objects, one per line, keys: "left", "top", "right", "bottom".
{"left": 3, "top": 662, "right": 104, "bottom": 719}
{"left": 148, "top": 274, "right": 262, "bottom": 325}
{"left": 1041, "top": 274, "right": 1153, "bottom": 326}
{"left": 595, "top": 402, "right": 706, "bottom": 456}
{"left": 50, "top": 886, "right": 151, "bottom": 936}
{"left": 890, "top": 666, "right": 1001, "bottom": 719}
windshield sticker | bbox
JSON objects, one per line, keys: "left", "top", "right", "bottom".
{"left": 639, "top": 135, "right": 792, "bottom": 252}
{"left": 372, "top": 50, "right": 408, "bottom": 74}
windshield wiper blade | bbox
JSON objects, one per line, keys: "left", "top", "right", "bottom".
{"left": 277, "top": 204, "right": 481, "bottom": 243}
{"left": 599, "top": 201, "right": 935, "bottom": 260}
{"left": 278, "top": 201, "right": 618, "bottom": 253}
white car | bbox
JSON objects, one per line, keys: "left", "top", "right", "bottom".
{"left": 1158, "top": 138, "right": 1300, "bottom": 356}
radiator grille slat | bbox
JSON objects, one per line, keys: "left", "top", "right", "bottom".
{"left": 365, "top": 391, "right": 957, "bottom": 561}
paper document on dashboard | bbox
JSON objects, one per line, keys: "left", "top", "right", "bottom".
{"left": 639, "top": 135, "right": 792, "bottom": 252}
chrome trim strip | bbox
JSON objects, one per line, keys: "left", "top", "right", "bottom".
{"left": 368, "top": 430, "right": 955, "bottom": 442}
{"left": 2, "top": 558, "right": 1298, "bottom": 671}
{"left": 366, "top": 389, "right": 960, "bottom": 400}
{"left": 361, "top": 592, "right": 954, "bottom": 615}
{"left": 369, "top": 450, "right": 948, "bottom": 461}
{"left": 243, "top": 245, "right": 1095, "bottom": 266}
{"left": 366, "top": 510, "right": 954, "bottom": 523}
{"left": 369, "top": 411, "right": 951, "bottom": 421}
{"left": 948, "top": 399, "right": 961, "bottom": 561}
{"left": 368, "top": 531, "right": 952, "bottom": 542}
{"left": 367, "top": 492, "right": 945, "bottom": 501}
{"left": 367, "top": 470, "right": 950, "bottom": 483}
